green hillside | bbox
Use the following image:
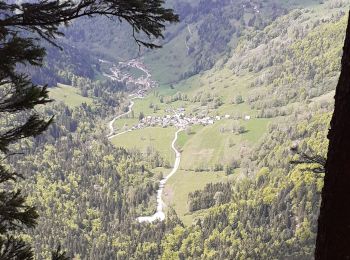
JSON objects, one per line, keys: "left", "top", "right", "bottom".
{"left": 49, "top": 83, "right": 94, "bottom": 108}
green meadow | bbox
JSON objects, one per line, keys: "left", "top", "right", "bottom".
{"left": 111, "top": 127, "right": 177, "bottom": 164}
{"left": 163, "top": 169, "right": 233, "bottom": 225}
{"left": 49, "top": 83, "right": 93, "bottom": 108}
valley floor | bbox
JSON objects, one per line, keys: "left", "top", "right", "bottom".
{"left": 108, "top": 84, "right": 269, "bottom": 224}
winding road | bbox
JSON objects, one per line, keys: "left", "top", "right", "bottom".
{"left": 107, "top": 99, "right": 136, "bottom": 139}
{"left": 107, "top": 95, "right": 144, "bottom": 139}
{"left": 137, "top": 129, "right": 183, "bottom": 223}
{"left": 107, "top": 97, "right": 183, "bottom": 223}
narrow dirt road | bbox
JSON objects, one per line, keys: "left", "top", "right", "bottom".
{"left": 137, "top": 129, "right": 183, "bottom": 223}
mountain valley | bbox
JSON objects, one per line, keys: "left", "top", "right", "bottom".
{"left": 9, "top": 0, "right": 350, "bottom": 258}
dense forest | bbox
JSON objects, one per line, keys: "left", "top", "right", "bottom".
{"left": 3, "top": 0, "right": 349, "bottom": 259}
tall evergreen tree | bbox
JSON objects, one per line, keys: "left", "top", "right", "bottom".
{"left": 0, "top": 1, "right": 178, "bottom": 258}
{"left": 315, "top": 11, "right": 350, "bottom": 259}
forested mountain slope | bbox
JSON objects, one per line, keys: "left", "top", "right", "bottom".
{"left": 36, "top": 0, "right": 321, "bottom": 86}
{"left": 143, "top": 0, "right": 289, "bottom": 83}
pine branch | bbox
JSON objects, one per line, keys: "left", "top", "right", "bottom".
{"left": 0, "top": 114, "right": 53, "bottom": 154}
{"left": 0, "top": 235, "right": 34, "bottom": 260}
{"left": 290, "top": 147, "right": 326, "bottom": 174}
{"left": 0, "top": 0, "right": 179, "bottom": 48}
{"left": 51, "top": 245, "right": 70, "bottom": 260}
{"left": 0, "top": 190, "right": 38, "bottom": 233}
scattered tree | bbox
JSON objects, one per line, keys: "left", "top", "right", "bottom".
{"left": 139, "top": 112, "right": 145, "bottom": 121}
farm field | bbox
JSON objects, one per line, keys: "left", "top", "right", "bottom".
{"left": 49, "top": 83, "right": 93, "bottom": 108}
{"left": 179, "top": 117, "right": 271, "bottom": 170}
{"left": 111, "top": 126, "right": 177, "bottom": 164}
{"left": 163, "top": 169, "right": 234, "bottom": 225}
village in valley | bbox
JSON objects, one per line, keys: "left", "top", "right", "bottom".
{"left": 120, "top": 105, "right": 252, "bottom": 134}
{"left": 103, "top": 58, "right": 252, "bottom": 136}
{"left": 139, "top": 110, "right": 251, "bottom": 129}
{"left": 101, "top": 59, "right": 159, "bottom": 90}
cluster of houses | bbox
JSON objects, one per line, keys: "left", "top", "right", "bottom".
{"left": 123, "top": 108, "right": 252, "bottom": 132}
{"left": 139, "top": 113, "right": 217, "bottom": 129}
{"left": 102, "top": 59, "right": 158, "bottom": 91}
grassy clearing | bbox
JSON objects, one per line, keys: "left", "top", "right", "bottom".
{"left": 170, "top": 68, "right": 254, "bottom": 101}
{"left": 132, "top": 93, "right": 167, "bottom": 117}
{"left": 49, "top": 83, "right": 93, "bottom": 108}
{"left": 242, "top": 118, "right": 271, "bottom": 143}
{"left": 164, "top": 169, "right": 233, "bottom": 225}
{"left": 176, "top": 125, "right": 203, "bottom": 150}
{"left": 180, "top": 120, "right": 235, "bottom": 169}
{"left": 179, "top": 117, "right": 271, "bottom": 170}
{"left": 113, "top": 117, "right": 139, "bottom": 132}
{"left": 110, "top": 127, "right": 177, "bottom": 163}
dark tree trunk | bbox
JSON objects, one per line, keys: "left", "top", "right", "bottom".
{"left": 315, "top": 12, "right": 350, "bottom": 259}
